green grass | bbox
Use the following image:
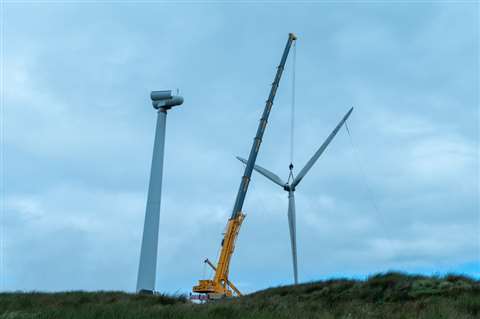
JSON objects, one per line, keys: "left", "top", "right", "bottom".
{"left": 1, "top": 272, "right": 479, "bottom": 318}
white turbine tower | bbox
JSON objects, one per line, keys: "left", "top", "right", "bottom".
{"left": 137, "top": 90, "right": 184, "bottom": 294}
{"left": 237, "top": 107, "right": 353, "bottom": 285}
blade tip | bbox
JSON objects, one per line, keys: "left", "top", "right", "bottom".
{"left": 345, "top": 107, "right": 354, "bottom": 118}
{"left": 236, "top": 156, "right": 247, "bottom": 163}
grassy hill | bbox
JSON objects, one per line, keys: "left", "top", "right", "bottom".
{"left": 1, "top": 272, "right": 479, "bottom": 319}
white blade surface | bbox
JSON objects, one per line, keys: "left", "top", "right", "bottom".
{"left": 292, "top": 107, "right": 353, "bottom": 188}
{"left": 288, "top": 191, "right": 298, "bottom": 284}
{"left": 236, "top": 156, "right": 286, "bottom": 187}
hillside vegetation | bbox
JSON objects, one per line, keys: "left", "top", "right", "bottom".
{"left": 1, "top": 272, "right": 479, "bottom": 319}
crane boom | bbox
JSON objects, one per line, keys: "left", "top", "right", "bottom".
{"left": 193, "top": 33, "right": 297, "bottom": 299}
{"left": 231, "top": 33, "right": 297, "bottom": 219}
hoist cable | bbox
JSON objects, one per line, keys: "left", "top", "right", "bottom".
{"left": 290, "top": 41, "right": 297, "bottom": 169}
{"left": 344, "top": 120, "right": 381, "bottom": 217}
{"left": 344, "top": 120, "right": 392, "bottom": 252}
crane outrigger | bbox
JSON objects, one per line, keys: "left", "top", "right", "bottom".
{"left": 192, "top": 33, "right": 297, "bottom": 299}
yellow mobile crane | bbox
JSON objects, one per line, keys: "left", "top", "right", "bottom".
{"left": 193, "top": 33, "right": 297, "bottom": 299}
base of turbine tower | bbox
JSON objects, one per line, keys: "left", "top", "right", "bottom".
{"left": 137, "top": 289, "right": 155, "bottom": 295}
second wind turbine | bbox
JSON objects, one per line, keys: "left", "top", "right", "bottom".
{"left": 237, "top": 107, "right": 353, "bottom": 285}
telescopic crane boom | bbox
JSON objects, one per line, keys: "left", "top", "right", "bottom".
{"left": 193, "top": 33, "right": 297, "bottom": 299}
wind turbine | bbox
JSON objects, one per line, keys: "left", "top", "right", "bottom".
{"left": 237, "top": 107, "right": 353, "bottom": 285}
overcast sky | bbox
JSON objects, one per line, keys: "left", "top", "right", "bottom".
{"left": 2, "top": 1, "right": 479, "bottom": 294}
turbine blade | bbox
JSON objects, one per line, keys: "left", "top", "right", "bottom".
{"left": 288, "top": 191, "right": 298, "bottom": 285}
{"left": 236, "top": 156, "right": 286, "bottom": 187}
{"left": 292, "top": 107, "right": 353, "bottom": 188}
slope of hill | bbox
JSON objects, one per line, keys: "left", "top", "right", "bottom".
{"left": 1, "top": 272, "right": 478, "bottom": 318}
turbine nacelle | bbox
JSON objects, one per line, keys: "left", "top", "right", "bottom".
{"left": 151, "top": 90, "right": 184, "bottom": 110}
